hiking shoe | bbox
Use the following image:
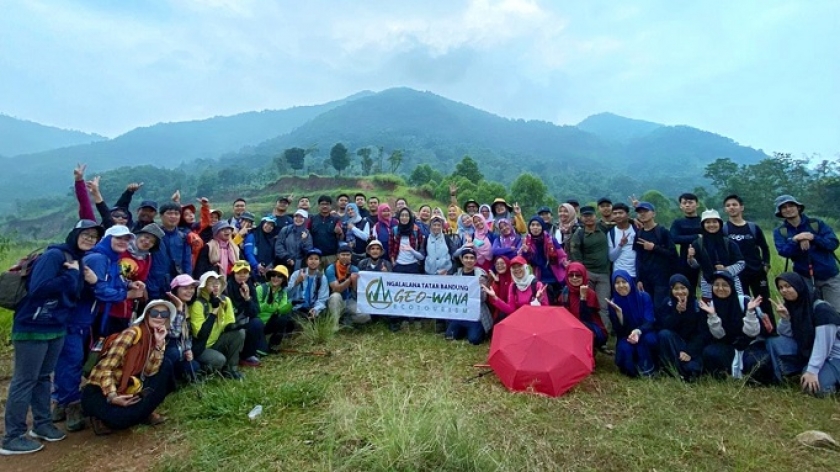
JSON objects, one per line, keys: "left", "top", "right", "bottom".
{"left": 239, "top": 356, "right": 261, "bottom": 368}
{"left": 143, "top": 412, "right": 167, "bottom": 426}
{"left": 222, "top": 369, "right": 245, "bottom": 381}
{"left": 28, "top": 424, "right": 66, "bottom": 442}
{"left": 0, "top": 436, "right": 44, "bottom": 455}
{"left": 51, "top": 404, "right": 66, "bottom": 423}
{"left": 91, "top": 417, "right": 112, "bottom": 436}
{"left": 65, "top": 402, "right": 85, "bottom": 432}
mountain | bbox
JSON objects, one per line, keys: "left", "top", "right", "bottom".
{"left": 0, "top": 114, "right": 105, "bottom": 156}
{"left": 576, "top": 112, "right": 663, "bottom": 144}
{"left": 0, "top": 92, "right": 372, "bottom": 208}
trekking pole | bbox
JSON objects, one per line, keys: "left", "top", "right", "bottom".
{"left": 464, "top": 364, "right": 494, "bottom": 383}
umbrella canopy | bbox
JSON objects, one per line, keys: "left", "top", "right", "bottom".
{"left": 488, "top": 306, "right": 594, "bottom": 397}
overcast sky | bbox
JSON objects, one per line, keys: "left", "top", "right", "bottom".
{"left": 1, "top": 0, "right": 837, "bottom": 157}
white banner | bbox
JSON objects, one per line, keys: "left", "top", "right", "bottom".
{"left": 356, "top": 272, "right": 481, "bottom": 321}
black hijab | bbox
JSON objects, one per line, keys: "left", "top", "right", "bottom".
{"left": 696, "top": 218, "right": 734, "bottom": 281}
{"left": 776, "top": 272, "right": 840, "bottom": 358}
{"left": 710, "top": 271, "right": 747, "bottom": 345}
{"left": 396, "top": 208, "right": 415, "bottom": 236}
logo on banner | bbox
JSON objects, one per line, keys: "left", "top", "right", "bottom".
{"left": 365, "top": 277, "right": 394, "bottom": 309}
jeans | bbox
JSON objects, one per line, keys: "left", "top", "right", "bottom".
{"left": 3, "top": 337, "right": 65, "bottom": 441}
{"left": 53, "top": 327, "right": 87, "bottom": 406}
{"left": 445, "top": 320, "right": 485, "bottom": 345}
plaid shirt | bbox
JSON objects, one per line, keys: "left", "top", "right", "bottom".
{"left": 88, "top": 326, "right": 164, "bottom": 397}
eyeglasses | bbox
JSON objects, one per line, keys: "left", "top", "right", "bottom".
{"left": 111, "top": 213, "right": 128, "bottom": 219}
{"left": 79, "top": 233, "right": 99, "bottom": 242}
{"left": 568, "top": 273, "right": 583, "bottom": 278}
{"left": 148, "top": 308, "right": 171, "bottom": 319}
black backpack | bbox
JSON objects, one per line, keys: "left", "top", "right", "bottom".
{"left": 0, "top": 248, "right": 72, "bottom": 310}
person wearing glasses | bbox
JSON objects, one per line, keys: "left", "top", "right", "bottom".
{"left": 81, "top": 300, "right": 175, "bottom": 435}
{"left": 1, "top": 220, "right": 103, "bottom": 456}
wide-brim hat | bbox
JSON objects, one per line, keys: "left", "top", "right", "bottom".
{"left": 492, "top": 198, "right": 513, "bottom": 212}
{"left": 774, "top": 194, "right": 804, "bottom": 218}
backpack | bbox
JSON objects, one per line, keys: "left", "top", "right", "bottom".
{"left": 722, "top": 221, "right": 758, "bottom": 239}
{"left": 83, "top": 326, "right": 141, "bottom": 377}
{"left": 0, "top": 248, "right": 73, "bottom": 310}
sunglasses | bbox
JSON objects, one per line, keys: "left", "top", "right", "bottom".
{"left": 111, "top": 213, "right": 128, "bottom": 219}
{"left": 148, "top": 308, "right": 171, "bottom": 319}
{"left": 568, "top": 273, "right": 583, "bottom": 278}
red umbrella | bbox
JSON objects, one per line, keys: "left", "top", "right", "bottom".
{"left": 488, "top": 306, "right": 594, "bottom": 397}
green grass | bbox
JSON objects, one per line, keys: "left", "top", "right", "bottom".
{"left": 141, "top": 320, "right": 840, "bottom": 472}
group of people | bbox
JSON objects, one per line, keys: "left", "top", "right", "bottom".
{"left": 4, "top": 166, "right": 840, "bottom": 456}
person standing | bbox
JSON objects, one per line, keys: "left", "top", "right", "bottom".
{"left": 607, "top": 203, "right": 637, "bottom": 277}
{"left": 723, "top": 194, "right": 773, "bottom": 324}
{"left": 308, "top": 195, "right": 343, "bottom": 269}
{"left": 670, "top": 193, "right": 702, "bottom": 292}
{"left": 773, "top": 194, "right": 840, "bottom": 310}
{"left": 633, "top": 202, "right": 677, "bottom": 310}
{"left": 570, "top": 206, "right": 611, "bottom": 329}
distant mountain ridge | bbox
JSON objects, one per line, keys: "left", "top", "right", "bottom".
{"left": 0, "top": 114, "right": 105, "bottom": 156}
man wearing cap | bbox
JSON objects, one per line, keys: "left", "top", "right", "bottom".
{"left": 288, "top": 249, "right": 329, "bottom": 319}
{"left": 326, "top": 244, "right": 369, "bottom": 326}
{"left": 607, "top": 202, "right": 637, "bottom": 278}
{"left": 462, "top": 199, "right": 480, "bottom": 216}
{"left": 132, "top": 200, "right": 158, "bottom": 233}
{"left": 490, "top": 198, "right": 525, "bottom": 234}
{"left": 275, "top": 209, "right": 313, "bottom": 273}
{"left": 358, "top": 239, "right": 392, "bottom": 272}
{"left": 723, "top": 194, "right": 773, "bottom": 318}
{"left": 147, "top": 203, "right": 193, "bottom": 300}
{"left": 670, "top": 192, "right": 703, "bottom": 291}
{"left": 566, "top": 199, "right": 581, "bottom": 216}
{"left": 308, "top": 195, "right": 343, "bottom": 269}
{"left": 227, "top": 198, "right": 248, "bottom": 231}
{"left": 633, "top": 202, "right": 677, "bottom": 309}
{"left": 570, "top": 206, "right": 612, "bottom": 328}
{"left": 537, "top": 206, "right": 558, "bottom": 236}
{"left": 773, "top": 194, "right": 840, "bottom": 309}
{"left": 194, "top": 220, "right": 241, "bottom": 277}
{"left": 596, "top": 197, "right": 615, "bottom": 234}
{"left": 271, "top": 196, "right": 294, "bottom": 233}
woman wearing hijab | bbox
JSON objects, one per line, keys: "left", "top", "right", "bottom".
{"left": 560, "top": 262, "right": 608, "bottom": 352}
{"left": 766, "top": 272, "right": 840, "bottom": 395}
{"left": 491, "top": 218, "right": 522, "bottom": 260}
{"left": 470, "top": 214, "right": 495, "bottom": 271}
{"left": 2, "top": 220, "right": 102, "bottom": 455}
{"left": 424, "top": 217, "right": 454, "bottom": 276}
{"left": 244, "top": 216, "right": 277, "bottom": 283}
{"left": 697, "top": 271, "right": 763, "bottom": 379}
{"left": 521, "top": 216, "right": 568, "bottom": 305}
{"left": 605, "top": 270, "right": 658, "bottom": 377}
{"left": 478, "top": 204, "right": 494, "bottom": 232}
{"left": 555, "top": 203, "right": 582, "bottom": 250}
{"left": 657, "top": 274, "right": 710, "bottom": 381}
{"left": 490, "top": 256, "right": 513, "bottom": 310}
{"left": 446, "top": 204, "right": 461, "bottom": 236}
{"left": 81, "top": 299, "right": 175, "bottom": 435}
{"left": 687, "top": 209, "right": 746, "bottom": 301}
{"left": 485, "top": 256, "right": 548, "bottom": 319}
{"left": 388, "top": 207, "right": 425, "bottom": 274}
{"left": 342, "top": 203, "right": 371, "bottom": 265}
{"left": 457, "top": 213, "right": 475, "bottom": 241}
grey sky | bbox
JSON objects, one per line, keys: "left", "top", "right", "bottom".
{"left": 1, "top": 0, "right": 837, "bottom": 158}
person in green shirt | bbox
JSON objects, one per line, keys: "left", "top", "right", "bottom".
{"left": 256, "top": 266, "right": 293, "bottom": 351}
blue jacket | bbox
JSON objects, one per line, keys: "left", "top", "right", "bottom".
{"left": 147, "top": 226, "right": 192, "bottom": 299}
{"left": 77, "top": 236, "right": 129, "bottom": 329}
{"left": 774, "top": 214, "right": 840, "bottom": 281}
{"left": 13, "top": 244, "right": 85, "bottom": 335}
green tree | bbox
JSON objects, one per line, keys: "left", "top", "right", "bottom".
{"left": 509, "top": 173, "right": 550, "bottom": 216}
{"left": 475, "top": 181, "right": 508, "bottom": 206}
{"left": 409, "top": 164, "right": 442, "bottom": 186}
{"left": 357, "top": 147, "right": 374, "bottom": 175}
{"left": 284, "top": 147, "right": 306, "bottom": 175}
{"left": 452, "top": 155, "right": 484, "bottom": 182}
{"left": 330, "top": 142, "right": 350, "bottom": 176}
{"left": 388, "top": 149, "right": 404, "bottom": 174}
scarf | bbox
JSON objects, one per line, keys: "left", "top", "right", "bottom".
{"left": 446, "top": 205, "right": 462, "bottom": 235}
{"left": 512, "top": 267, "right": 535, "bottom": 291}
{"left": 566, "top": 262, "right": 592, "bottom": 317}
{"left": 777, "top": 272, "right": 840, "bottom": 358}
{"left": 346, "top": 203, "right": 362, "bottom": 224}
{"left": 126, "top": 239, "right": 150, "bottom": 260}
{"left": 710, "top": 272, "right": 747, "bottom": 344}
{"left": 611, "top": 270, "right": 646, "bottom": 329}
{"left": 115, "top": 322, "right": 154, "bottom": 395}
{"left": 396, "top": 208, "right": 415, "bottom": 236}
{"left": 472, "top": 214, "right": 492, "bottom": 264}
{"left": 208, "top": 238, "right": 240, "bottom": 274}
{"left": 559, "top": 203, "right": 579, "bottom": 233}
{"left": 457, "top": 215, "right": 475, "bottom": 239}
{"left": 496, "top": 218, "right": 520, "bottom": 248}
{"left": 335, "top": 261, "right": 350, "bottom": 282}
{"left": 479, "top": 204, "right": 494, "bottom": 226}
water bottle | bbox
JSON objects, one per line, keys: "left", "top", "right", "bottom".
{"left": 248, "top": 405, "right": 263, "bottom": 421}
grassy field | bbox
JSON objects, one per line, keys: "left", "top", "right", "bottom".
{"left": 1, "top": 238, "right": 839, "bottom": 471}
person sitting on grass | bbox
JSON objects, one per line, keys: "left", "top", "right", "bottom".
{"left": 190, "top": 271, "right": 246, "bottom": 380}
{"left": 226, "top": 260, "right": 263, "bottom": 368}
{"left": 657, "top": 274, "right": 710, "bottom": 382}
{"left": 559, "top": 262, "right": 609, "bottom": 354}
{"left": 765, "top": 272, "right": 840, "bottom": 396}
{"left": 81, "top": 300, "right": 176, "bottom": 435}
{"left": 326, "top": 243, "right": 369, "bottom": 327}
{"left": 288, "top": 249, "right": 330, "bottom": 320}
{"left": 444, "top": 249, "right": 493, "bottom": 345}
{"left": 697, "top": 271, "right": 764, "bottom": 380}
{"left": 605, "top": 270, "right": 658, "bottom": 378}
{"left": 164, "top": 274, "right": 200, "bottom": 383}
{"left": 256, "top": 265, "right": 294, "bottom": 352}
{"left": 484, "top": 256, "right": 548, "bottom": 319}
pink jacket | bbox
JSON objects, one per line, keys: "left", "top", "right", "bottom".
{"left": 489, "top": 281, "right": 549, "bottom": 316}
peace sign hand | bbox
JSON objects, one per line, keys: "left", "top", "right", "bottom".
{"left": 747, "top": 295, "right": 762, "bottom": 311}
{"left": 676, "top": 295, "right": 687, "bottom": 313}
{"left": 513, "top": 202, "right": 521, "bottom": 214}
{"left": 698, "top": 300, "right": 716, "bottom": 316}
{"left": 771, "top": 297, "right": 790, "bottom": 320}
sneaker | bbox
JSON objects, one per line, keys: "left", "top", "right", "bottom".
{"left": 0, "top": 436, "right": 44, "bottom": 456}
{"left": 239, "top": 356, "right": 261, "bottom": 367}
{"left": 28, "top": 424, "right": 66, "bottom": 442}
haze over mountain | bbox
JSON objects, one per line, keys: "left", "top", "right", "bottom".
{"left": 0, "top": 114, "right": 105, "bottom": 156}
{"left": 0, "top": 87, "right": 768, "bottom": 212}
